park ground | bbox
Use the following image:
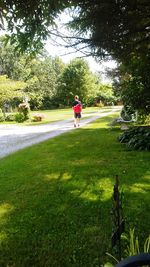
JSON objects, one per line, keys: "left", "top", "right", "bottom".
{"left": 0, "top": 110, "right": 149, "bottom": 267}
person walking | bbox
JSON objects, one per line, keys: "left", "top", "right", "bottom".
{"left": 72, "top": 95, "right": 82, "bottom": 127}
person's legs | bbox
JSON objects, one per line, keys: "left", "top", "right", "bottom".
{"left": 77, "top": 113, "right": 81, "bottom": 127}
{"left": 74, "top": 113, "right": 81, "bottom": 127}
{"left": 74, "top": 113, "right": 77, "bottom": 127}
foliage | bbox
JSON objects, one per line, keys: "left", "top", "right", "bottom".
{"left": 123, "top": 228, "right": 150, "bottom": 256}
{"left": 0, "top": 75, "right": 25, "bottom": 109}
{"left": 5, "top": 114, "right": 16, "bottom": 121}
{"left": 69, "top": 1, "right": 149, "bottom": 61}
{"left": 24, "top": 56, "right": 65, "bottom": 109}
{"left": 1, "top": 0, "right": 149, "bottom": 116}
{"left": 96, "top": 84, "right": 115, "bottom": 106}
{"left": 0, "top": 114, "right": 5, "bottom": 122}
{"left": 104, "top": 229, "right": 150, "bottom": 267}
{"left": 18, "top": 102, "right": 30, "bottom": 120}
{"left": 1, "top": 1, "right": 149, "bottom": 60}
{"left": 0, "top": 36, "right": 20, "bottom": 78}
{"left": 118, "top": 126, "right": 150, "bottom": 151}
{"left": 0, "top": 38, "right": 115, "bottom": 110}
{"left": 0, "top": 1, "right": 70, "bottom": 53}
{"left": 0, "top": 108, "right": 4, "bottom": 121}
{"left": 0, "top": 38, "right": 65, "bottom": 110}
{"left": 112, "top": 55, "right": 150, "bottom": 117}
{"left": 57, "top": 58, "right": 100, "bottom": 106}
{"left": 15, "top": 112, "right": 26, "bottom": 123}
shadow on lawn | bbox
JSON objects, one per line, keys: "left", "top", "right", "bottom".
{"left": 0, "top": 125, "right": 150, "bottom": 267}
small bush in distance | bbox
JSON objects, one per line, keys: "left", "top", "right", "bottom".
{"left": 0, "top": 108, "right": 5, "bottom": 121}
{"left": 18, "top": 102, "right": 30, "bottom": 120}
{"left": 5, "top": 114, "right": 16, "bottom": 121}
{"left": 15, "top": 113, "right": 25, "bottom": 123}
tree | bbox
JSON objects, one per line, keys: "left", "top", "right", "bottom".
{"left": 112, "top": 55, "right": 150, "bottom": 116}
{"left": 1, "top": 1, "right": 149, "bottom": 60}
{"left": 69, "top": 1, "right": 150, "bottom": 61}
{"left": 0, "top": 75, "right": 25, "bottom": 110}
{"left": 0, "top": 36, "right": 20, "bottom": 78}
{"left": 1, "top": 0, "right": 149, "bottom": 115}
{"left": 0, "top": 36, "right": 37, "bottom": 81}
{"left": 24, "top": 56, "right": 65, "bottom": 109}
{"left": 0, "top": 36, "right": 65, "bottom": 110}
{"left": 57, "top": 58, "right": 98, "bottom": 106}
{"left": 0, "top": 0, "right": 70, "bottom": 52}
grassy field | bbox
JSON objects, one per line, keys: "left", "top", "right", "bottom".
{"left": 1, "top": 106, "right": 113, "bottom": 125}
{"left": 0, "top": 114, "right": 149, "bottom": 267}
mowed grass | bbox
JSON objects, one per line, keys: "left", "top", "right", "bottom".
{"left": 1, "top": 106, "right": 113, "bottom": 125}
{"left": 0, "top": 114, "right": 149, "bottom": 267}
{"left": 28, "top": 106, "right": 112, "bottom": 125}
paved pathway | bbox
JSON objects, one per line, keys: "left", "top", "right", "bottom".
{"left": 0, "top": 107, "right": 121, "bottom": 158}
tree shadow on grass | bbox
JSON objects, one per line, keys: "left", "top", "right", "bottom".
{"left": 0, "top": 125, "right": 150, "bottom": 267}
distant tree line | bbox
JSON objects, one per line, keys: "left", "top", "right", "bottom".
{"left": 1, "top": 0, "right": 149, "bottom": 118}
{"left": 0, "top": 36, "right": 116, "bottom": 111}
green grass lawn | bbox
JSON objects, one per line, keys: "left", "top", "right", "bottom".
{"left": 0, "top": 114, "right": 149, "bottom": 267}
{"left": 1, "top": 106, "right": 115, "bottom": 125}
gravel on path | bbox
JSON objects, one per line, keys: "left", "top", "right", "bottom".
{"left": 0, "top": 107, "right": 121, "bottom": 158}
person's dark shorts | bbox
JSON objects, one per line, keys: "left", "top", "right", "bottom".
{"left": 74, "top": 112, "right": 81, "bottom": 118}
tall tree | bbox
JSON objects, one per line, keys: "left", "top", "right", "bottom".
{"left": 1, "top": 1, "right": 149, "bottom": 114}
{"left": 1, "top": 0, "right": 149, "bottom": 60}
{"left": 57, "top": 58, "right": 98, "bottom": 106}
{"left": 24, "top": 56, "right": 65, "bottom": 109}
{"left": 0, "top": 75, "right": 25, "bottom": 109}
{"left": 0, "top": 0, "right": 70, "bottom": 52}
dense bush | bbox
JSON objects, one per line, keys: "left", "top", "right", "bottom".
{"left": 5, "top": 114, "right": 16, "bottom": 121}
{"left": 0, "top": 109, "right": 5, "bottom": 122}
{"left": 118, "top": 127, "right": 150, "bottom": 151}
{"left": 18, "top": 102, "right": 30, "bottom": 120}
{"left": 15, "top": 113, "right": 26, "bottom": 123}
{"left": 0, "top": 114, "right": 5, "bottom": 122}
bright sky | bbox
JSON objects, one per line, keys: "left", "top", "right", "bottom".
{"left": 45, "top": 40, "right": 117, "bottom": 73}
{"left": 0, "top": 10, "right": 117, "bottom": 82}
{"left": 45, "top": 36, "right": 117, "bottom": 83}
{"left": 44, "top": 11, "right": 117, "bottom": 82}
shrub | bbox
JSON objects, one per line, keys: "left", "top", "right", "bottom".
{"left": 15, "top": 113, "right": 26, "bottom": 123}
{"left": 118, "top": 126, "right": 150, "bottom": 151}
{"left": 96, "top": 101, "right": 104, "bottom": 108}
{"left": 0, "top": 114, "right": 5, "bottom": 122}
{"left": 18, "top": 102, "right": 30, "bottom": 120}
{"left": 5, "top": 114, "right": 16, "bottom": 121}
{"left": 32, "top": 113, "right": 45, "bottom": 122}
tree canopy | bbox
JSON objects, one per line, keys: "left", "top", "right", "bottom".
{"left": 0, "top": 75, "right": 25, "bottom": 109}
{"left": 1, "top": 0, "right": 149, "bottom": 59}
{"left": 0, "top": 38, "right": 113, "bottom": 109}
{"left": 0, "top": 0, "right": 150, "bottom": 115}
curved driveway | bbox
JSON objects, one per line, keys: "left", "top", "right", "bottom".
{"left": 0, "top": 107, "right": 121, "bottom": 158}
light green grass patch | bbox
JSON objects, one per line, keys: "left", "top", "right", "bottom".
{"left": 0, "top": 114, "right": 149, "bottom": 267}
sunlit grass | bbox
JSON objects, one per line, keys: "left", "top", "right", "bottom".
{"left": 1, "top": 106, "right": 116, "bottom": 125}
{"left": 0, "top": 114, "right": 149, "bottom": 266}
